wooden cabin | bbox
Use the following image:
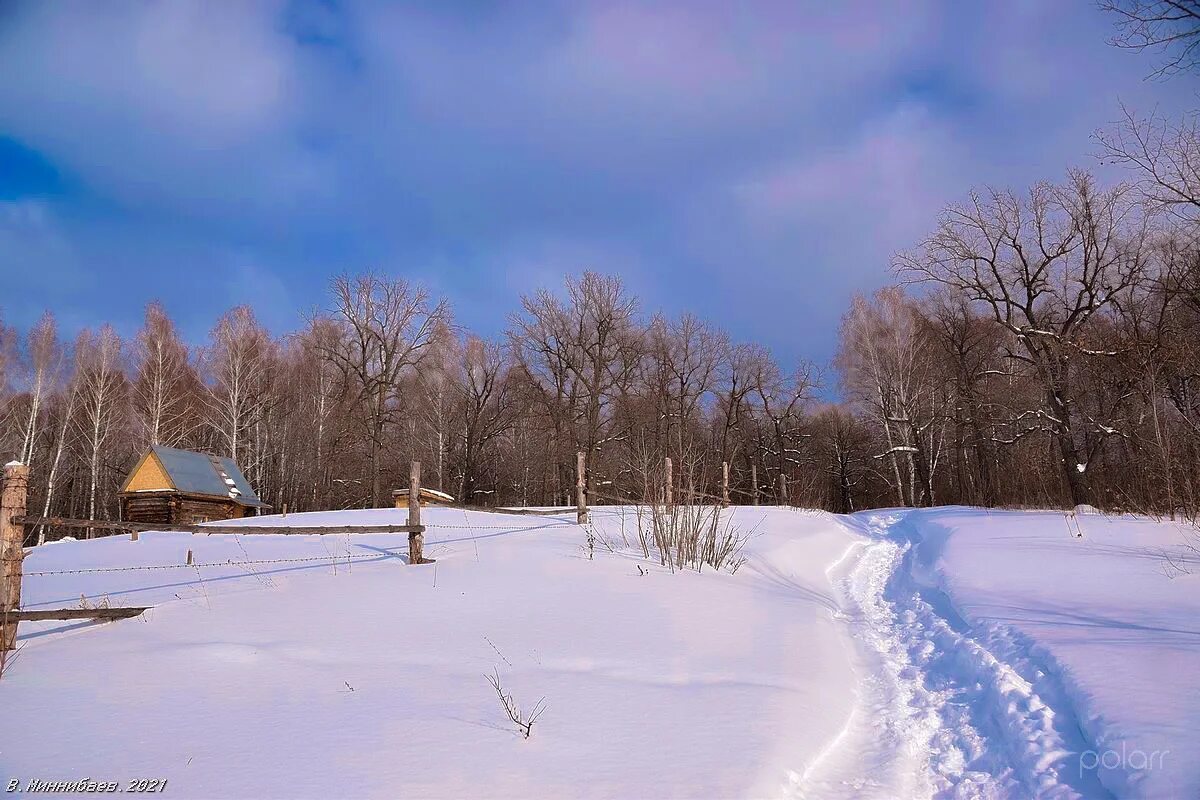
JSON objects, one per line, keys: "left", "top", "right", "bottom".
{"left": 392, "top": 487, "right": 456, "bottom": 508}
{"left": 119, "top": 446, "right": 269, "bottom": 525}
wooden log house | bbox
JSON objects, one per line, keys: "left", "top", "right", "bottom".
{"left": 118, "top": 446, "right": 269, "bottom": 525}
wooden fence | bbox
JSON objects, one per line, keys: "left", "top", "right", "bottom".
{"left": 0, "top": 460, "right": 432, "bottom": 655}
{"left": 572, "top": 451, "right": 767, "bottom": 514}
{"left": 1, "top": 454, "right": 764, "bottom": 656}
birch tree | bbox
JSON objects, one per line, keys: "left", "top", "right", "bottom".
{"left": 837, "top": 288, "right": 941, "bottom": 507}
{"left": 37, "top": 376, "right": 78, "bottom": 544}
{"left": 73, "top": 326, "right": 127, "bottom": 526}
{"left": 132, "top": 301, "right": 196, "bottom": 448}
{"left": 205, "top": 306, "right": 274, "bottom": 469}
{"left": 18, "top": 312, "right": 61, "bottom": 468}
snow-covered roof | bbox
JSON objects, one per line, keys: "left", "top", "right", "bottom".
{"left": 391, "top": 486, "right": 456, "bottom": 503}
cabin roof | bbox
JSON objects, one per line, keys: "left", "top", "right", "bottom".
{"left": 392, "top": 487, "right": 456, "bottom": 502}
{"left": 122, "top": 446, "right": 267, "bottom": 507}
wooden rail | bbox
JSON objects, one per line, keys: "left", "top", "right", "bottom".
{"left": 5, "top": 607, "right": 149, "bottom": 622}
{"left": 0, "top": 459, "right": 451, "bottom": 668}
{"left": 13, "top": 516, "right": 425, "bottom": 536}
{"left": 475, "top": 505, "right": 572, "bottom": 518}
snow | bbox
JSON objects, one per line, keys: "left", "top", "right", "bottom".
{"left": 2, "top": 505, "right": 1197, "bottom": 798}
{"left": 897, "top": 507, "right": 1200, "bottom": 799}
{"left": 0, "top": 507, "right": 861, "bottom": 798}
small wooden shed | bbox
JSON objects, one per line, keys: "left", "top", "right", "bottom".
{"left": 119, "top": 446, "right": 269, "bottom": 525}
{"left": 392, "top": 487, "right": 455, "bottom": 508}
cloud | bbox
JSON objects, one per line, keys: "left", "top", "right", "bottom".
{"left": 0, "top": 0, "right": 1194, "bottom": 368}
{"left": 0, "top": 1, "right": 334, "bottom": 223}
{"left": 736, "top": 104, "right": 962, "bottom": 255}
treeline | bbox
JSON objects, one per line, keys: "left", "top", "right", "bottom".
{"left": 2, "top": 117, "right": 1199, "bottom": 534}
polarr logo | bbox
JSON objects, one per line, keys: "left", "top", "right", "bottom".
{"left": 1079, "top": 746, "right": 1168, "bottom": 777}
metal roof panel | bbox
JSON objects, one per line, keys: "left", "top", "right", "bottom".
{"left": 150, "top": 446, "right": 265, "bottom": 506}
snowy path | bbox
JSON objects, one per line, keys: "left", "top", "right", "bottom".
{"left": 5, "top": 506, "right": 1192, "bottom": 797}
{"left": 793, "top": 511, "right": 1111, "bottom": 800}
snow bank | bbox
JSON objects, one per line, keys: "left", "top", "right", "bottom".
{"left": 1, "top": 506, "right": 861, "bottom": 799}
{"left": 904, "top": 507, "right": 1200, "bottom": 799}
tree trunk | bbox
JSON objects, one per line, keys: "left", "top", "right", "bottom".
{"left": 1048, "top": 386, "right": 1092, "bottom": 506}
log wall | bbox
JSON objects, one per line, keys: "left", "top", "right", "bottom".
{"left": 121, "top": 492, "right": 250, "bottom": 525}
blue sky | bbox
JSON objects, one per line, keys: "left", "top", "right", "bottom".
{"left": 0, "top": 0, "right": 1192, "bottom": 373}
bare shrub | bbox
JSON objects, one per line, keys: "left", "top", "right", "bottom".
{"left": 1159, "top": 524, "right": 1200, "bottom": 578}
{"left": 622, "top": 440, "right": 749, "bottom": 573}
{"left": 634, "top": 500, "right": 747, "bottom": 573}
{"left": 485, "top": 669, "right": 546, "bottom": 740}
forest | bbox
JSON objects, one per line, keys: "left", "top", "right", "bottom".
{"left": 2, "top": 106, "right": 1199, "bottom": 537}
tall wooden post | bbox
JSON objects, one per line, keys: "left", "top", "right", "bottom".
{"left": 2, "top": 462, "right": 30, "bottom": 651}
{"left": 779, "top": 473, "right": 789, "bottom": 506}
{"left": 721, "top": 462, "right": 730, "bottom": 507}
{"left": 408, "top": 461, "right": 424, "bottom": 565}
{"left": 664, "top": 457, "right": 674, "bottom": 506}
{"left": 751, "top": 463, "right": 759, "bottom": 506}
{"left": 576, "top": 451, "right": 588, "bottom": 525}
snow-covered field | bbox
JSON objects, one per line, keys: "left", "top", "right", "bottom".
{"left": 1, "top": 505, "right": 1197, "bottom": 799}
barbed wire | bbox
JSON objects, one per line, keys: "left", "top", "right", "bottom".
{"left": 424, "top": 521, "right": 575, "bottom": 530}
{"left": 24, "top": 504, "right": 778, "bottom": 577}
{"left": 24, "top": 553, "right": 386, "bottom": 577}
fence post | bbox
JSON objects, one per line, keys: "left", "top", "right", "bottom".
{"left": 664, "top": 457, "right": 674, "bottom": 506}
{"left": 751, "top": 463, "right": 759, "bottom": 506}
{"left": 574, "top": 452, "right": 588, "bottom": 524}
{"left": 779, "top": 473, "right": 789, "bottom": 506}
{"left": 1, "top": 462, "right": 28, "bottom": 651}
{"left": 408, "top": 461, "right": 424, "bottom": 565}
{"left": 721, "top": 461, "right": 730, "bottom": 507}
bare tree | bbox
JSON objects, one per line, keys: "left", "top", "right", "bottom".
{"left": 132, "top": 301, "right": 196, "bottom": 448}
{"left": 36, "top": 375, "right": 78, "bottom": 545}
{"left": 925, "top": 292, "right": 1007, "bottom": 506}
{"left": 453, "top": 336, "right": 516, "bottom": 503}
{"left": 646, "top": 313, "right": 727, "bottom": 468}
{"left": 17, "top": 312, "right": 61, "bottom": 469}
{"left": 1098, "top": 105, "right": 1200, "bottom": 223}
{"left": 416, "top": 323, "right": 459, "bottom": 494}
{"left": 294, "top": 318, "right": 345, "bottom": 508}
{"left": 896, "top": 171, "right": 1149, "bottom": 506}
{"left": 204, "top": 306, "right": 274, "bottom": 470}
{"left": 1101, "top": 0, "right": 1200, "bottom": 77}
{"left": 318, "top": 273, "right": 449, "bottom": 507}
{"left": 509, "top": 272, "right": 640, "bottom": 499}
{"left": 837, "top": 288, "right": 941, "bottom": 507}
{"left": 750, "top": 355, "right": 818, "bottom": 503}
{"left": 73, "top": 326, "right": 127, "bottom": 527}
